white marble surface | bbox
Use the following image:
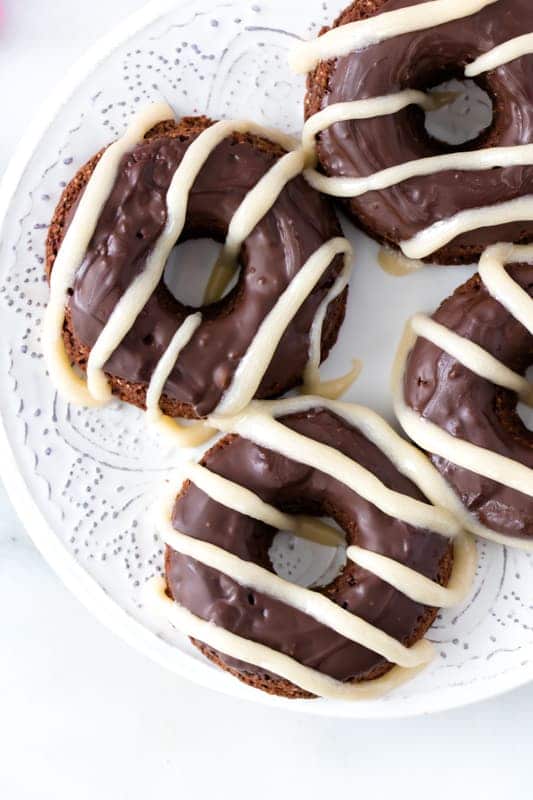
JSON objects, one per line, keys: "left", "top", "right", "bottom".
{"left": 1, "top": 2, "right": 533, "bottom": 797}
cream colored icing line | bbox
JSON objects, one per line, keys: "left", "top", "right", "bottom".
{"left": 305, "top": 144, "right": 533, "bottom": 199}
{"left": 289, "top": 0, "right": 498, "bottom": 74}
{"left": 347, "top": 533, "right": 476, "bottom": 608}
{"left": 466, "top": 32, "right": 533, "bottom": 77}
{"left": 392, "top": 321, "right": 533, "bottom": 550}
{"left": 220, "top": 148, "right": 304, "bottom": 263}
{"left": 168, "top": 465, "right": 473, "bottom": 608}
{"left": 144, "top": 313, "right": 216, "bottom": 448}
{"left": 147, "top": 577, "right": 432, "bottom": 701}
{"left": 203, "top": 147, "right": 304, "bottom": 304}
{"left": 392, "top": 324, "right": 533, "bottom": 498}
{"left": 214, "top": 238, "right": 353, "bottom": 417}
{"left": 302, "top": 255, "right": 359, "bottom": 400}
{"left": 157, "top": 493, "right": 430, "bottom": 668}
{"left": 401, "top": 195, "right": 533, "bottom": 259}
{"left": 478, "top": 243, "right": 533, "bottom": 335}
{"left": 378, "top": 248, "right": 425, "bottom": 277}
{"left": 179, "top": 461, "right": 344, "bottom": 547}
{"left": 211, "top": 402, "right": 462, "bottom": 537}
{"left": 42, "top": 102, "right": 175, "bottom": 407}
{"left": 301, "top": 90, "right": 442, "bottom": 163}
{"left": 246, "top": 395, "right": 466, "bottom": 535}
{"left": 85, "top": 119, "right": 299, "bottom": 403}
{"left": 410, "top": 313, "right": 533, "bottom": 404}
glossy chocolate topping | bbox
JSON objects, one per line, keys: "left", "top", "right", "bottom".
{"left": 67, "top": 123, "right": 343, "bottom": 417}
{"left": 404, "top": 264, "right": 533, "bottom": 538}
{"left": 313, "top": 0, "right": 533, "bottom": 258}
{"left": 165, "top": 408, "right": 451, "bottom": 683}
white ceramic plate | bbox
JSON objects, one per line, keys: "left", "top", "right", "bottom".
{"left": 1, "top": 0, "right": 533, "bottom": 719}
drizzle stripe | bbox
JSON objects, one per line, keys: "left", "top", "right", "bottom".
{"left": 144, "top": 313, "right": 216, "bottom": 448}
{"left": 85, "top": 119, "right": 300, "bottom": 403}
{"left": 289, "top": 0, "right": 498, "bottom": 74}
{"left": 466, "top": 32, "right": 533, "bottom": 77}
{"left": 392, "top": 325, "right": 533, "bottom": 497}
{"left": 211, "top": 403, "right": 461, "bottom": 536}
{"left": 401, "top": 195, "right": 533, "bottom": 259}
{"left": 347, "top": 534, "right": 476, "bottom": 608}
{"left": 305, "top": 144, "right": 533, "bottom": 199}
{"left": 171, "top": 468, "right": 473, "bottom": 608}
{"left": 244, "top": 395, "right": 465, "bottom": 537}
{"left": 148, "top": 577, "right": 432, "bottom": 700}
{"left": 158, "top": 496, "right": 429, "bottom": 667}
{"left": 214, "top": 238, "right": 352, "bottom": 416}
{"left": 43, "top": 102, "right": 175, "bottom": 406}
{"left": 478, "top": 243, "right": 533, "bottom": 335}
{"left": 303, "top": 255, "right": 355, "bottom": 397}
{"left": 301, "top": 90, "right": 440, "bottom": 161}
{"left": 410, "top": 313, "right": 533, "bottom": 403}
{"left": 221, "top": 147, "right": 303, "bottom": 264}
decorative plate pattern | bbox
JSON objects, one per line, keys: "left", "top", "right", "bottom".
{"left": 1, "top": 0, "right": 532, "bottom": 718}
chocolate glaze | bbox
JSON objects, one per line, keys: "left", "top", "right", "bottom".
{"left": 404, "top": 264, "right": 533, "bottom": 539}
{"left": 67, "top": 122, "right": 343, "bottom": 417}
{"left": 312, "top": 0, "right": 533, "bottom": 259}
{"left": 165, "top": 408, "right": 451, "bottom": 684}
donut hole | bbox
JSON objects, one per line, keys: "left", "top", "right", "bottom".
{"left": 268, "top": 518, "right": 347, "bottom": 589}
{"left": 163, "top": 237, "right": 240, "bottom": 308}
{"left": 424, "top": 78, "right": 493, "bottom": 147}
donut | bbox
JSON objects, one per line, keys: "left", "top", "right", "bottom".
{"left": 44, "top": 104, "right": 353, "bottom": 446}
{"left": 150, "top": 397, "right": 476, "bottom": 700}
{"left": 294, "top": 0, "right": 533, "bottom": 264}
{"left": 394, "top": 243, "right": 533, "bottom": 549}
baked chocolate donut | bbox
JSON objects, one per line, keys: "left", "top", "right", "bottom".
{"left": 301, "top": 0, "right": 533, "bottom": 264}
{"left": 153, "top": 398, "right": 475, "bottom": 700}
{"left": 396, "top": 244, "right": 533, "bottom": 546}
{"left": 44, "top": 107, "right": 349, "bottom": 442}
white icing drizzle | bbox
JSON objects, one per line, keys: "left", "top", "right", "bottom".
{"left": 214, "top": 238, "right": 353, "bottom": 416}
{"left": 157, "top": 491, "right": 429, "bottom": 668}
{"left": 478, "top": 243, "right": 533, "bottom": 335}
{"left": 84, "top": 118, "right": 299, "bottom": 403}
{"left": 151, "top": 396, "right": 476, "bottom": 699}
{"left": 401, "top": 195, "right": 533, "bottom": 260}
{"left": 410, "top": 313, "right": 533, "bottom": 404}
{"left": 378, "top": 248, "right": 425, "bottom": 277}
{"left": 305, "top": 144, "right": 533, "bottom": 199}
{"left": 301, "top": 90, "right": 442, "bottom": 162}
{"left": 170, "top": 463, "right": 474, "bottom": 610}
{"left": 393, "top": 326, "right": 533, "bottom": 496}
{"left": 45, "top": 105, "right": 353, "bottom": 437}
{"left": 391, "top": 239, "right": 533, "bottom": 550}
{"left": 347, "top": 533, "right": 475, "bottom": 608}
{"left": 211, "top": 401, "right": 462, "bottom": 536}
{"left": 465, "top": 32, "right": 533, "bottom": 77}
{"left": 289, "top": 0, "right": 498, "bottom": 74}
{"left": 145, "top": 313, "right": 217, "bottom": 447}
{"left": 147, "top": 577, "right": 432, "bottom": 701}
{"left": 178, "top": 461, "right": 344, "bottom": 547}
{"left": 42, "top": 102, "right": 175, "bottom": 407}
{"left": 293, "top": 2, "right": 533, "bottom": 266}
{"left": 302, "top": 254, "right": 360, "bottom": 399}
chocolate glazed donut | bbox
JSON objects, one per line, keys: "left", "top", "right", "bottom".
{"left": 45, "top": 116, "right": 346, "bottom": 419}
{"left": 304, "top": 0, "right": 533, "bottom": 263}
{"left": 165, "top": 407, "right": 453, "bottom": 698}
{"left": 403, "top": 265, "right": 533, "bottom": 540}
